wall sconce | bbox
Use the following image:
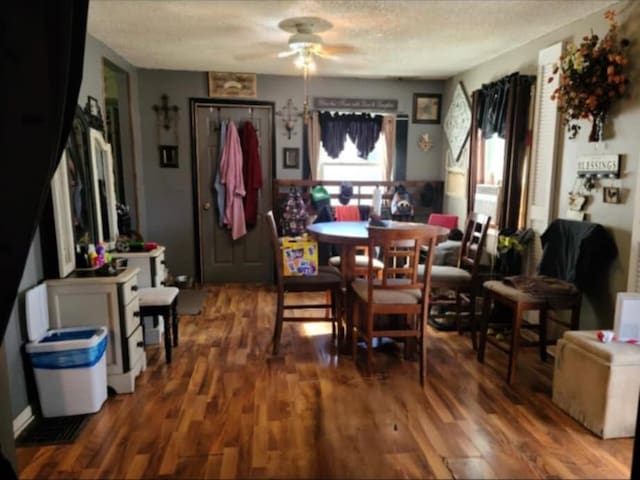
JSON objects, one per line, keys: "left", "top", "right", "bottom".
{"left": 275, "top": 98, "right": 300, "bottom": 140}
{"left": 418, "top": 132, "right": 433, "bottom": 152}
{"left": 152, "top": 94, "right": 180, "bottom": 168}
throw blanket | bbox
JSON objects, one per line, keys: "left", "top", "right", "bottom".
{"left": 503, "top": 274, "right": 579, "bottom": 308}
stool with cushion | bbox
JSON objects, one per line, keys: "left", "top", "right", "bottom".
{"left": 139, "top": 286, "right": 180, "bottom": 364}
{"left": 267, "top": 211, "right": 342, "bottom": 355}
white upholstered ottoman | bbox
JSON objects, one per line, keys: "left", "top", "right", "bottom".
{"left": 553, "top": 330, "right": 640, "bottom": 438}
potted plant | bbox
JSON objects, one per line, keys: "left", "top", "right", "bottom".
{"left": 550, "top": 10, "right": 630, "bottom": 141}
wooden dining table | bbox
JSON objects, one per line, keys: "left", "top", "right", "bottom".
{"left": 306, "top": 220, "right": 449, "bottom": 350}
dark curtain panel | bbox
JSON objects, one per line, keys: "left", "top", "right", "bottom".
{"left": 467, "top": 91, "right": 481, "bottom": 213}
{"left": 302, "top": 123, "right": 311, "bottom": 179}
{"left": 632, "top": 395, "right": 640, "bottom": 479}
{"left": 479, "top": 75, "right": 511, "bottom": 139}
{"left": 499, "top": 74, "right": 534, "bottom": 230}
{"left": 0, "top": 1, "right": 89, "bottom": 342}
{"left": 394, "top": 115, "right": 408, "bottom": 181}
{"left": 319, "top": 111, "right": 383, "bottom": 159}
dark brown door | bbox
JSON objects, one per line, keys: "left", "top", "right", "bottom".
{"left": 193, "top": 101, "right": 273, "bottom": 283}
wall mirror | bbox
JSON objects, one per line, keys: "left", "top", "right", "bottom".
{"left": 89, "top": 128, "right": 119, "bottom": 250}
{"left": 103, "top": 58, "right": 139, "bottom": 234}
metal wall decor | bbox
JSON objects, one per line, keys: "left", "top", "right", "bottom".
{"left": 443, "top": 83, "right": 471, "bottom": 165}
{"left": 208, "top": 72, "right": 257, "bottom": 98}
{"left": 152, "top": 94, "right": 180, "bottom": 168}
{"left": 276, "top": 98, "right": 300, "bottom": 140}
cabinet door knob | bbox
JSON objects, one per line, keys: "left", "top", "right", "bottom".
{"left": 136, "top": 341, "right": 145, "bottom": 348}
{"left": 131, "top": 285, "right": 139, "bottom": 292}
{"left": 133, "top": 311, "right": 140, "bottom": 317}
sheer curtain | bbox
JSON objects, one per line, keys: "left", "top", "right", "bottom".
{"left": 382, "top": 114, "right": 396, "bottom": 181}
{"left": 306, "top": 111, "right": 321, "bottom": 179}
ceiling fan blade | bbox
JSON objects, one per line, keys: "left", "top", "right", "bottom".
{"left": 323, "top": 44, "right": 358, "bottom": 55}
{"left": 277, "top": 49, "right": 298, "bottom": 58}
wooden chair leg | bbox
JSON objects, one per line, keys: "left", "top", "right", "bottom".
{"left": 272, "top": 290, "right": 285, "bottom": 355}
{"left": 351, "top": 300, "right": 359, "bottom": 359}
{"left": 420, "top": 317, "right": 427, "bottom": 386}
{"left": 164, "top": 310, "right": 172, "bottom": 364}
{"left": 539, "top": 309, "right": 548, "bottom": 362}
{"left": 172, "top": 299, "right": 179, "bottom": 347}
{"left": 365, "top": 310, "right": 374, "bottom": 377}
{"left": 469, "top": 290, "right": 477, "bottom": 351}
{"left": 477, "top": 293, "right": 492, "bottom": 363}
{"left": 455, "top": 288, "right": 463, "bottom": 335}
{"left": 507, "top": 304, "right": 523, "bottom": 386}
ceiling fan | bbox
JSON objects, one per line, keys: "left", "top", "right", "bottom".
{"left": 276, "top": 16, "right": 353, "bottom": 66}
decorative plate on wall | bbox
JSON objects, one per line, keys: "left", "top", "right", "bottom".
{"left": 444, "top": 82, "right": 471, "bottom": 165}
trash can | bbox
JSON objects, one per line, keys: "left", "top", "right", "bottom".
{"left": 25, "top": 284, "right": 108, "bottom": 418}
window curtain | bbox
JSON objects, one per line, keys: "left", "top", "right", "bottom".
{"left": 318, "top": 111, "right": 383, "bottom": 159}
{"left": 381, "top": 114, "right": 396, "bottom": 181}
{"left": 469, "top": 73, "right": 534, "bottom": 231}
{"left": 1, "top": 0, "right": 89, "bottom": 342}
{"left": 306, "top": 111, "right": 321, "bottom": 179}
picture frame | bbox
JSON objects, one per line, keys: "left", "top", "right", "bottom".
{"left": 603, "top": 186, "right": 620, "bottom": 204}
{"left": 159, "top": 145, "right": 179, "bottom": 168}
{"left": 412, "top": 93, "right": 442, "bottom": 124}
{"left": 283, "top": 147, "right": 300, "bottom": 169}
{"left": 208, "top": 72, "right": 257, "bottom": 98}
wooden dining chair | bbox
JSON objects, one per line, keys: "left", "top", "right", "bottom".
{"left": 351, "top": 225, "right": 437, "bottom": 385}
{"left": 266, "top": 211, "right": 343, "bottom": 355}
{"left": 419, "top": 212, "right": 491, "bottom": 349}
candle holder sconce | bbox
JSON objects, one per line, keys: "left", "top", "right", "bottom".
{"left": 276, "top": 98, "right": 300, "bottom": 140}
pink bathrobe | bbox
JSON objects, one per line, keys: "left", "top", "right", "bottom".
{"left": 219, "top": 121, "right": 247, "bottom": 240}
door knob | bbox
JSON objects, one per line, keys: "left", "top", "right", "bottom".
{"left": 203, "top": 202, "right": 211, "bottom": 210}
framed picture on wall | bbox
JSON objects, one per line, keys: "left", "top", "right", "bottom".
{"left": 412, "top": 93, "right": 442, "bottom": 124}
{"left": 159, "top": 145, "right": 179, "bottom": 168}
{"left": 283, "top": 147, "right": 300, "bottom": 169}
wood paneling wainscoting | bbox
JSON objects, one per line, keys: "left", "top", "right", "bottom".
{"left": 18, "top": 284, "right": 633, "bottom": 479}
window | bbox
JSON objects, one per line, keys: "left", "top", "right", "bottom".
{"left": 473, "top": 133, "right": 505, "bottom": 225}
{"left": 318, "top": 134, "right": 386, "bottom": 205}
{"left": 482, "top": 134, "right": 505, "bottom": 186}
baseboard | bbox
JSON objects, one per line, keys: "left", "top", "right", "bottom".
{"left": 13, "top": 405, "right": 34, "bottom": 438}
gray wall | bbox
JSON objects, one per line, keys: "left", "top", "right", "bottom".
{"left": 137, "top": 70, "right": 445, "bottom": 278}
{"left": 442, "top": 0, "right": 640, "bottom": 329}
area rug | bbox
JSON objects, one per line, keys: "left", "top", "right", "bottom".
{"left": 16, "top": 414, "right": 89, "bottom": 447}
{"left": 177, "top": 289, "right": 207, "bottom": 315}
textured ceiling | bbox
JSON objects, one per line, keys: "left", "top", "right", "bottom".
{"left": 88, "top": 0, "right": 617, "bottom": 79}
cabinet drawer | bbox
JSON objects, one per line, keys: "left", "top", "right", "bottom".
{"left": 121, "top": 274, "right": 139, "bottom": 306}
{"left": 127, "top": 325, "right": 145, "bottom": 373}
{"left": 123, "top": 296, "right": 141, "bottom": 337}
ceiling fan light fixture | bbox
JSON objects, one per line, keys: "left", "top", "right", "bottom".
{"left": 288, "top": 32, "right": 323, "bottom": 50}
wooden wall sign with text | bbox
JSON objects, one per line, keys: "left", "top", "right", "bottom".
{"left": 577, "top": 154, "right": 620, "bottom": 178}
{"left": 313, "top": 97, "right": 398, "bottom": 112}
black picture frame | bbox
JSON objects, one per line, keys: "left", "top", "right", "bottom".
{"left": 283, "top": 147, "right": 300, "bottom": 169}
{"left": 159, "top": 145, "right": 179, "bottom": 168}
{"left": 84, "top": 95, "right": 105, "bottom": 132}
{"left": 412, "top": 93, "right": 442, "bottom": 124}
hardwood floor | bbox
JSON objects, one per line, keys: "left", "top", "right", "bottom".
{"left": 18, "top": 284, "right": 633, "bottom": 479}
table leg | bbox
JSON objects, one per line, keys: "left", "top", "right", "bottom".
{"left": 340, "top": 245, "right": 356, "bottom": 354}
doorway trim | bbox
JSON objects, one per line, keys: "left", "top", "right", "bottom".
{"left": 189, "top": 97, "right": 276, "bottom": 284}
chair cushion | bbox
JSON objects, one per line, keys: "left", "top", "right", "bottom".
{"left": 483, "top": 280, "right": 545, "bottom": 305}
{"left": 139, "top": 286, "right": 179, "bottom": 307}
{"left": 284, "top": 265, "right": 341, "bottom": 287}
{"left": 351, "top": 278, "right": 422, "bottom": 304}
{"left": 417, "top": 264, "right": 471, "bottom": 286}
{"left": 329, "top": 255, "right": 384, "bottom": 270}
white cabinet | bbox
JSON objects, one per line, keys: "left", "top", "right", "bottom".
{"left": 46, "top": 267, "right": 145, "bottom": 394}
{"left": 112, "top": 246, "right": 167, "bottom": 288}
{"left": 112, "top": 247, "right": 168, "bottom": 345}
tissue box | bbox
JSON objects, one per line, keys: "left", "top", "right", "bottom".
{"left": 281, "top": 237, "right": 318, "bottom": 276}
{"left": 553, "top": 330, "right": 640, "bottom": 438}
